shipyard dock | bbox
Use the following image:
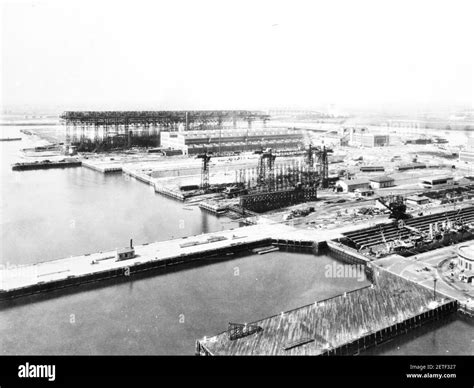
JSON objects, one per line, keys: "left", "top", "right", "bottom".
{"left": 342, "top": 206, "right": 474, "bottom": 252}
{"left": 0, "top": 223, "right": 329, "bottom": 301}
{"left": 2, "top": 203, "right": 473, "bottom": 356}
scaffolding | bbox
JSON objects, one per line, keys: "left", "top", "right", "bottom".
{"left": 60, "top": 110, "right": 270, "bottom": 151}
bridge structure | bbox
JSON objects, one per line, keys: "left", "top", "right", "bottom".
{"left": 60, "top": 110, "right": 271, "bottom": 151}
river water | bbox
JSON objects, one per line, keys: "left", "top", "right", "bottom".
{"left": 0, "top": 125, "right": 472, "bottom": 355}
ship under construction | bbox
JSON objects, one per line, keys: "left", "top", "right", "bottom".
{"left": 192, "top": 145, "right": 331, "bottom": 213}
{"left": 234, "top": 145, "right": 331, "bottom": 212}
{"left": 341, "top": 206, "right": 474, "bottom": 258}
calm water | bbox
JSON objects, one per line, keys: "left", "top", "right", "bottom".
{"left": 1, "top": 251, "right": 369, "bottom": 355}
{"left": 0, "top": 127, "right": 237, "bottom": 265}
{"left": 363, "top": 314, "right": 473, "bottom": 355}
{"left": 0, "top": 125, "right": 472, "bottom": 355}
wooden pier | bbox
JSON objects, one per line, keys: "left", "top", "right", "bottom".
{"left": 196, "top": 268, "right": 457, "bottom": 355}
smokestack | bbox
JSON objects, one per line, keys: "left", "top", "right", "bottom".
{"left": 130, "top": 239, "right": 133, "bottom": 249}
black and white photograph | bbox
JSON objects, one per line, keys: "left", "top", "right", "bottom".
{"left": 0, "top": 0, "right": 473, "bottom": 384}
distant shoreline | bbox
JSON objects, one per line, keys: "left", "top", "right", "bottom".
{"left": 0, "top": 122, "right": 60, "bottom": 126}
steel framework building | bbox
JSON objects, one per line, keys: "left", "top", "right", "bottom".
{"left": 60, "top": 110, "right": 270, "bottom": 151}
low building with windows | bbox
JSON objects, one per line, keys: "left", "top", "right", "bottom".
{"left": 360, "top": 166, "right": 385, "bottom": 173}
{"left": 336, "top": 178, "right": 370, "bottom": 193}
{"left": 369, "top": 175, "right": 395, "bottom": 189}
{"left": 116, "top": 247, "right": 135, "bottom": 261}
{"left": 419, "top": 175, "right": 454, "bottom": 189}
{"left": 354, "top": 188, "right": 374, "bottom": 197}
{"left": 405, "top": 195, "right": 431, "bottom": 206}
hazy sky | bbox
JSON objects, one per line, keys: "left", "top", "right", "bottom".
{"left": 1, "top": 0, "right": 473, "bottom": 111}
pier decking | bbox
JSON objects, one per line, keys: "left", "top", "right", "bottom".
{"left": 81, "top": 160, "right": 122, "bottom": 173}
{"left": 196, "top": 268, "right": 456, "bottom": 355}
{"left": 0, "top": 223, "right": 329, "bottom": 301}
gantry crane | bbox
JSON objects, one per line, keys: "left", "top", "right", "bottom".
{"left": 305, "top": 144, "right": 314, "bottom": 172}
{"left": 306, "top": 144, "right": 332, "bottom": 188}
{"left": 255, "top": 148, "right": 276, "bottom": 191}
{"left": 197, "top": 152, "right": 212, "bottom": 190}
{"left": 376, "top": 195, "right": 412, "bottom": 221}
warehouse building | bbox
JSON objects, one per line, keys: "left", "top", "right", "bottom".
{"left": 369, "top": 176, "right": 395, "bottom": 189}
{"left": 419, "top": 176, "right": 454, "bottom": 189}
{"left": 349, "top": 128, "right": 390, "bottom": 147}
{"left": 336, "top": 178, "right": 371, "bottom": 193}
{"left": 160, "top": 128, "right": 303, "bottom": 155}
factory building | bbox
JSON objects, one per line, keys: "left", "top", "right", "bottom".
{"left": 369, "top": 176, "right": 395, "bottom": 189}
{"left": 336, "top": 178, "right": 370, "bottom": 193}
{"left": 349, "top": 128, "right": 390, "bottom": 147}
{"left": 160, "top": 128, "right": 303, "bottom": 155}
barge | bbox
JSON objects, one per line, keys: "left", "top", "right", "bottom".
{"left": 12, "top": 159, "right": 82, "bottom": 171}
